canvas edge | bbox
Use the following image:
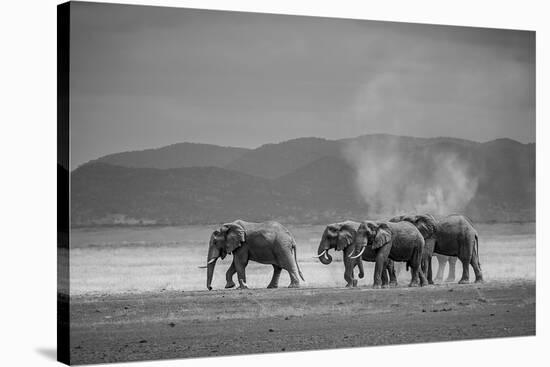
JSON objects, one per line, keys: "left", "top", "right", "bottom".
{"left": 57, "top": 1, "right": 71, "bottom": 365}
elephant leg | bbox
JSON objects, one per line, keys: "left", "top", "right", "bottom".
{"left": 373, "top": 254, "right": 386, "bottom": 289}
{"left": 285, "top": 260, "right": 301, "bottom": 288}
{"left": 435, "top": 255, "right": 446, "bottom": 282}
{"left": 343, "top": 251, "right": 361, "bottom": 288}
{"left": 420, "top": 257, "right": 427, "bottom": 283}
{"left": 409, "top": 249, "right": 426, "bottom": 287}
{"left": 267, "top": 265, "right": 282, "bottom": 289}
{"left": 420, "top": 255, "right": 432, "bottom": 285}
{"left": 409, "top": 265, "right": 419, "bottom": 287}
{"left": 447, "top": 257, "right": 457, "bottom": 282}
{"left": 386, "top": 261, "right": 398, "bottom": 287}
{"left": 470, "top": 251, "right": 484, "bottom": 283}
{"left": 225, "top": 261, "right": 236, "bottom": 288}
{"left": 381, "top": 267, "right": 389, "bottom": 288}
{"left": 277, "top": 247, "right": 301, "bottom": 288}
{"left": 418, "top": 267, "right": 428, "bottom": 287}
{"left": 427, "top": 257, "right": 434, "bottom": 285}
{"left": 343, "top": 256, "right": 355, "bottom": 288}
{"left": 234, "top": 256, "right": 249, "bottom": 289}
{"left": 287, "top": 268, "right": 301, "bottom": 288}
{"left": 458, "top": 257, "right": 471, "bottom": 284}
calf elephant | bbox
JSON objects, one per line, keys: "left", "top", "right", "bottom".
{"left": 353, "top": 220, "right": 427, "bottom": 288}
{"left": 392, "top": 214, "right": 482, "bottom": 284}
{"left": 200, "top": 220, "right": 305, "bottom": 290}
{"left": 316, "top": 221, "right": 397, "bottom": 288}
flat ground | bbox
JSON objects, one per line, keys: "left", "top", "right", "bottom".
{"left": 69, "top": 280, "right": 535, "bottom": 365}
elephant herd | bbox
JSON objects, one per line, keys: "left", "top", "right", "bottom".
{"left": 199, "top": 214, "right": 483, "bottom": 290}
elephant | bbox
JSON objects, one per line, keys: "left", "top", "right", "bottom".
{"left": 199, "top": 220, "right": 305, "bottom": 290}
{"left": 316, "top": 221, "right": 397, "bottom": 288}
{"left": 392, "top": 214, "right": 482, "bottom": 284}
{"left": 434, "top": 254, "right": 457, "bottom": 282}
{"left": 389, "top": 214, "right": 438, "bottom": 284}
{"left": 352, "top": 220, "right": 427, "bottom": 288}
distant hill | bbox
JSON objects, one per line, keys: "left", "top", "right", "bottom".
{"left": 71, "top": 163, "right": 273, "bottom": 225}
{"left": 225, "top": 137, "right": 341, "bottom": 179}
{"left": 88, "top": 142, "right": 250, "bottom": 169}
{"left": 71, "top": 135, "right": 535, "bottom": 226}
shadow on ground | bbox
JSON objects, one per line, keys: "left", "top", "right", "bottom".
{"left": 36, "top": 348, "right": 57, "bottom": 361}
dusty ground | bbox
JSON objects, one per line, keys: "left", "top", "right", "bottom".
{"left": 69, "top": 280, "right": 535, "bottom": 365}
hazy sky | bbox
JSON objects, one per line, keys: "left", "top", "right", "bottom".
{"left": 70, "top": 2, "right": 535, "bottom": 168}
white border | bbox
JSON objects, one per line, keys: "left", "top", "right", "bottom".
{"left": 0, "top": 1, "right": 546, "bottom": 366}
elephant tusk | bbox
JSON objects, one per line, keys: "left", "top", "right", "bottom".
{"left": 198, "top": 257, "right": 218, "bottom": 268}
{"left": 324, "top": 252, "right": 329, "bottom": 261}
{"left": 313, "top": 250, "right": 327, "bottom": 258}
{"left": 350, "top": 247, "right": 366, "bottom": 259}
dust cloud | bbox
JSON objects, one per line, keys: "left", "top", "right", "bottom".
{"left": 342, "top": 140, "right": 478, "bottom": 217}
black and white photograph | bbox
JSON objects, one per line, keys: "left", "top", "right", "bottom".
{"left": 56, "top": 1, "right": 536, "bottom": 365}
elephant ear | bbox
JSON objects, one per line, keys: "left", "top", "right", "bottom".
{"left": 372, "top": 224, "right": 391, "bottom": 250}
{"left": 224, "top": 222, "right": 246, "bottom": 254}
{"left": 336, "top": 223, "right": 354, "bottom": 251}
{"left": 414, "top": 214, "right": 437, "bottom": 239}
{"left": 325, "top": 224, "right": 339, "bottom": 238}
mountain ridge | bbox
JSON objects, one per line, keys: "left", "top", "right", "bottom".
{"left": 80, "top": 134, "right": 534, "bottom": 175}
{"left": 71, "top": 135, "right": 535, "bottom": 226}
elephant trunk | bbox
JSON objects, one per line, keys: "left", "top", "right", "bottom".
{"left": 318, "top": 248, "right": 332, "bottom": 265}
{"left": 205, "top": 239, "right": 220, "bottom": 290}
{"left": 206, "top": 259, "right": 217, "bottom": 290}
{"left": 317, "top": 230, "right": 333, "bottom": 265}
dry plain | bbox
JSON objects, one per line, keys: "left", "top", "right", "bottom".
{"left": 68, "top": 223, "right": 535, "bottom": 364}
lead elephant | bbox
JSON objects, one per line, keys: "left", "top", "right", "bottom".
{"left": 316, "top": 221, "right": 397, "bottom": 288}
{"left": 392, "top": 214, "right": 483, "bottom": 284}
{"left": 200, "top": 220, "right": 305, "bottom": 290}
{"left": 353, "top": 220, "right": 427, "bottom": 288}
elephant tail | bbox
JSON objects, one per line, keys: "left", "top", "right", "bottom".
{"left": 474, "top": 234, "right": 480, "bottom": 265}
{"left": 292, "top": 242, "right": 305, "bottom": 281}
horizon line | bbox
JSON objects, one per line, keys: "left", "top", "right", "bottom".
{"left": 72, "top": 133, "right": 535, "bottom": 171}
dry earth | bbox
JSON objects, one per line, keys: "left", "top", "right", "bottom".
{"left": 69, "top": 280, "right": 535, "bottom": 365}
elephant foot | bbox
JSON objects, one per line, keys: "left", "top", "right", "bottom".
{"left": 381, "top": 284, "right": 389, "bottom": 289}
{"left": 288, "top": 283, "right": 300, "bottom": 288}
{"left": 475, "top": 278, "right": 484, "bottom": 284}
{"left": 207, "top": 286, "right": 213, "bottom": 291}
{"left": 389, "top": 281, "right": 398, "bottom": 288}
{"left": 267, "top": 283, "right": 278, "bottom": 289}
{"left": 428, "top": 279, "right": 434, "bottom": 285}
{"left": 372, "top": 284, "right": 382, "bottom": 289}
{"left": 238, "top": 279, "right": 249, "bottom": 289}
{"left": 458, "top": 279, "right": 469, "bottom": 284}
{"left": 352, "top": 279, "right": 358, "bottom": 287}
{"left": 408, "top": 281, "right": 420, "bottom": 288}
{"left": 225, "top": 281, "right": 236, "bottom": 289}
